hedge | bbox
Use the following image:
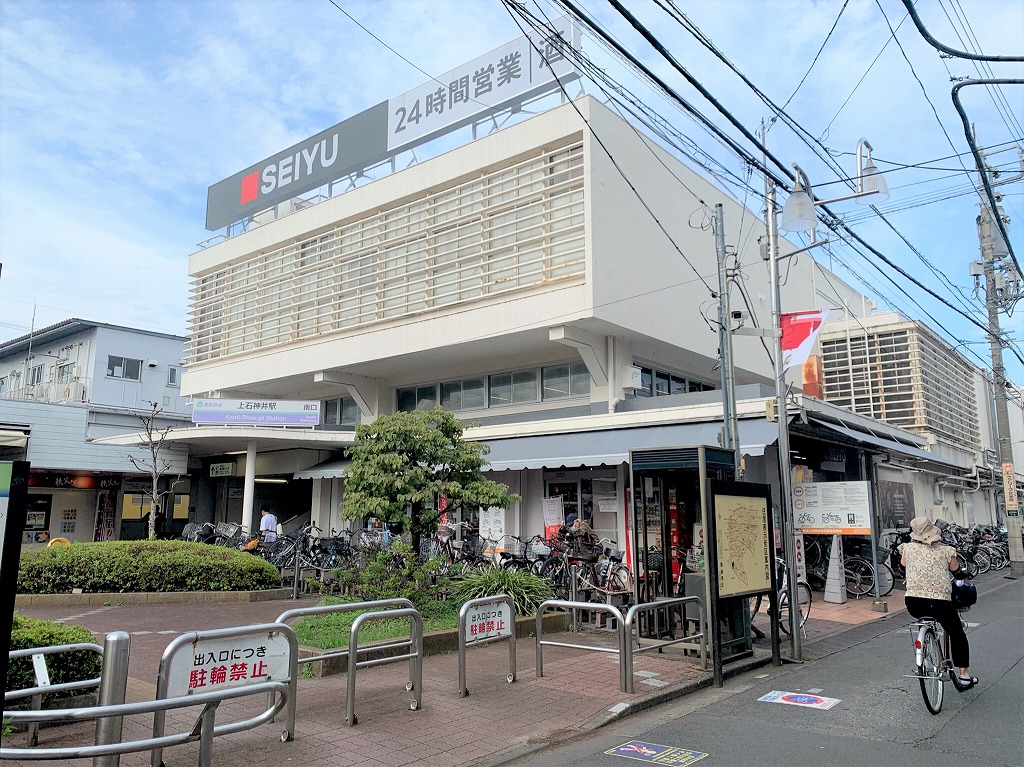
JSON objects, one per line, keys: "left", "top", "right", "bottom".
{"left": 7, "top": 616, "right": 102, "bottom": 700}
{"left": 18, "top": 540, "right": 281, "bottom": 594}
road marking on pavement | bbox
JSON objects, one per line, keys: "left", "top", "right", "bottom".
{"left": 758, "top": 690, "right": 841, "bottom": 710}
{"left": 806, "top": 688, "right": 824, "bottom": 693}
{"left": 605, "top": 740, "right": 708, "bottom": 765}
{"left": 633, "top": 671, "right": 660, "bottom": 678}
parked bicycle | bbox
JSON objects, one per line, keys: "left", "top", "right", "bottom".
{"left": 748, "top": 556, "right": 812, "bottom": 637}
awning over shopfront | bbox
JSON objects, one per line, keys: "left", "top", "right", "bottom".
{"left": 808, "top": 418, "right": 956, "bottom": 467}
{"left": 293, "top": 457, "right": 351, "bottom": 480}
{"left": 482, "top": 419, "right": 783, "bottom": 471}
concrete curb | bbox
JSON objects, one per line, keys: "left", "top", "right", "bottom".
{"left": 14, "top": 588, "right": 293, "bottom": 608}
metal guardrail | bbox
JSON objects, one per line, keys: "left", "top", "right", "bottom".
{"left": 535, "top": 599, "right": 628, "bottom": 691}
{"left": 345, "top": 608, "right": 423, "bottom": 726}
{"left": 623, "top": 596, "right": 707, "bottom": 694}
{"left": 457, "top": 594, "right": 517, "bottom": 697}
{"left": 535, "top": 595, "right": 707, "bottom": 695}
{"left": 151, "top": 623, "right": 298, "bottom": 767}
{"left": 275, "top": 598, "right": 416, "bottom": 668}
{"left": 1, "top": 680, "right": 289, "bottom": 766}
{"left": 276, "top": 599, "right": 424, "bottom": 726}
{"left": 5, "top": 641, "right": 105, "bottom": 748}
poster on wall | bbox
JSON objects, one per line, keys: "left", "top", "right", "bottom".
{"left": 542, "top": 496, "right": 563, "bottom": 540}
{"left": 479, "top": 506, "right": 506, "bottom": 553}
{"left": 877, "top": 479, "right": 915, "bottom": 531}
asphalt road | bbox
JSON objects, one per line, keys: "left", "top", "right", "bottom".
{"left": 495, "top": 576, "right": 1024, "bottom": 767}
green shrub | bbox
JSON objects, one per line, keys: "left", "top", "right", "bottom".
{"left": 349, "top": 542, "right": 437, "bottom": 608}
{"left": 448, "top": 567, "right": 554, "bottom": 617}
{"left": 7, "top": 616, "right": 102, "bottom": 702}
{"left": 17, "top": 541, "right": 281, "bottom": 594}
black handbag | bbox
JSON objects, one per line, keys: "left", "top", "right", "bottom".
{"left": 950, "top": 577, "right": 978, "bottom": 609}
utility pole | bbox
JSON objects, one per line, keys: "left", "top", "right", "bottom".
{"left": 977, "top": 148, "right": 1024, "bottom": 575}
{"left": 715, "top": 203, "right": 741, "bottom": 479}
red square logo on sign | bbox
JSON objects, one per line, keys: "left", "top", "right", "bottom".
{"left": 240, "top": 172, "right": 259, "bottom": 204}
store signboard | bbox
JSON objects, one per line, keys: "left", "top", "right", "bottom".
{"left": 205, "top": 18, "right": 579, "bottom": 231}
{"left": 792, "top": 481, "right": 871, "bottom": 535}
{"left": 386, "top": 15, "right": 579, "bottom": 152}
{"left": 1002, "top": 463, "right": 1018, "bottom": 514}
{"left": 209, "top": 462, "right": 235, "bottom": 478}
{"left": 192, "top": 399, "right": 320, "bottom": 426}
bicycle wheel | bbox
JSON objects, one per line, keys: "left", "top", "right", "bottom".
{"left": 844, "top": 557, "right": 875, "bottom": 596}
{"left": 971, "top": 549, "right": 991, "bottom": 575}
{"left": 956, "top": 552, "right": 979, "bottom": 579}
{"left": 778, "top": 582, "right": 812, "bottom": 635}
{"left": 539, "top": 557, "right": 570, "bottom": 599}
{"left": 748, "top": 594, "right": 763, "bottom": 617}
{"left": 918, "top": 627, "right": 944, "bottom": 715}
{"left": 606, "top": 563, "right": 634, "bottom": 593}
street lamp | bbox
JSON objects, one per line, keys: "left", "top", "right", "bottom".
{"left": 766, "top": 136, "right": 889, "bottom": 661}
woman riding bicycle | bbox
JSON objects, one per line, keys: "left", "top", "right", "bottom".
{"left": 899, "top": 516, "right": 977, "bottom": 690}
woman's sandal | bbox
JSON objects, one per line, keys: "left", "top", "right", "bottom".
{"left": 953, "top": 674, "right": 978, "bottom": 691}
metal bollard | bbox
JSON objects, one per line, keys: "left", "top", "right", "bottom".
{"left": 292, "top": 551, "right": 300, "bottom": 600}
{"left": 197, "top": 702, "right": 220, "bottom": 767}
{"left": 94, "top": 631, "right": 131, "bottom": 767}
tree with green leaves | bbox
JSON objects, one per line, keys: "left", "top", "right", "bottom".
{"left": 342, "top": 407, "right": 519, "bottom": 555}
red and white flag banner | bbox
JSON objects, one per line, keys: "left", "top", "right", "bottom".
{"left": 780, "top": 309, "right": 830, "bottom": 372}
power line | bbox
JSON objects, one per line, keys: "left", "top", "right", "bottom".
{"left": 776, "top": 0, "right": 850, "bottom": 115}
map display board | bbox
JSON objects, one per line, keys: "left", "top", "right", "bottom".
{"left": 712, "top": 491, "right": 772, "bottom": 598}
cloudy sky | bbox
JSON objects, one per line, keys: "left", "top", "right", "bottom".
{"left": 1, "top": 0, "right": 1022, "bottom": 378}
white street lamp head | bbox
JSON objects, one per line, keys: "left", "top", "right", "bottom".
{"left": 780, "top": 164, "right": 817, "bottom": 233}
{"left": 856, "top": 139, "right": 890, "bottom": 204}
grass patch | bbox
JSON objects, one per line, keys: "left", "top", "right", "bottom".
{"left": 293, "top": 597, "right": 462, "bottom": 649}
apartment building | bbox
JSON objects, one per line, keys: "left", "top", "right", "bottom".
{"left": 0, "top": 319, "right": 190, "bottom": 544}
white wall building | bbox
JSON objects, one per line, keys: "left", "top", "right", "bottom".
{"left": 0, "top": 319, "right": 190, "bottom": 544}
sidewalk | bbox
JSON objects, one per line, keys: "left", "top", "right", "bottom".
{"left": 5, "top": 583, "right": 930, "bottom": 767}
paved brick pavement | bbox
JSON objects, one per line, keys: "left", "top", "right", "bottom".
{"left": 5, "top": 582, "right": 931, "bottom": 767}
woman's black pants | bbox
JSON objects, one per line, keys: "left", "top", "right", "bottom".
{"left": 905, "top": 595, "right": 970, "bottom": 668}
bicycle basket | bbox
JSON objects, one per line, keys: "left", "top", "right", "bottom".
{"left": 529, "top": 540, "right": 551, "bottom": 558}
{"left": 572, "top": 540, "right": 602, "bottom": 561}
{"left": 215, "top": 522, "right": 242, "bottom": 539}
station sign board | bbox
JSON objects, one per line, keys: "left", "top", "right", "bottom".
{"left": 192, "top": 399, "right": 320, "bottom": 426}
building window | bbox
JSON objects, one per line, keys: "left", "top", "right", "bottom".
{"left": 107, "top": 356, "right": 142, "bottom": 381}
{"left": 57, "top": 363, "right": 75, "bottom": 384}
{"left": 396, "top": 385, "right": 439, "bottom": 412}
{"left": 655, "top": 371, "right": 670, "bottom": 396}
{"left": 167, "top": 366, "right": 181, "bottom": 387}
{"left": 323, "top": 396, "right": 360, "bottom": 426}
{"left": 489, "top": 369, "right": 539, "bottom": 407}
{"left": 0, "top": 377, "right": 7, "bottom": 394}
{"left": 542, "top": 363, "right": 590, "bottom": 400}
{"left": 28, "top": 364, "right": 45, "bottom": 386}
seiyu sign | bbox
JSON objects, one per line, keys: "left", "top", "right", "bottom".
{"left": 206, "top": 18, "right": 579, "bottom": 231}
